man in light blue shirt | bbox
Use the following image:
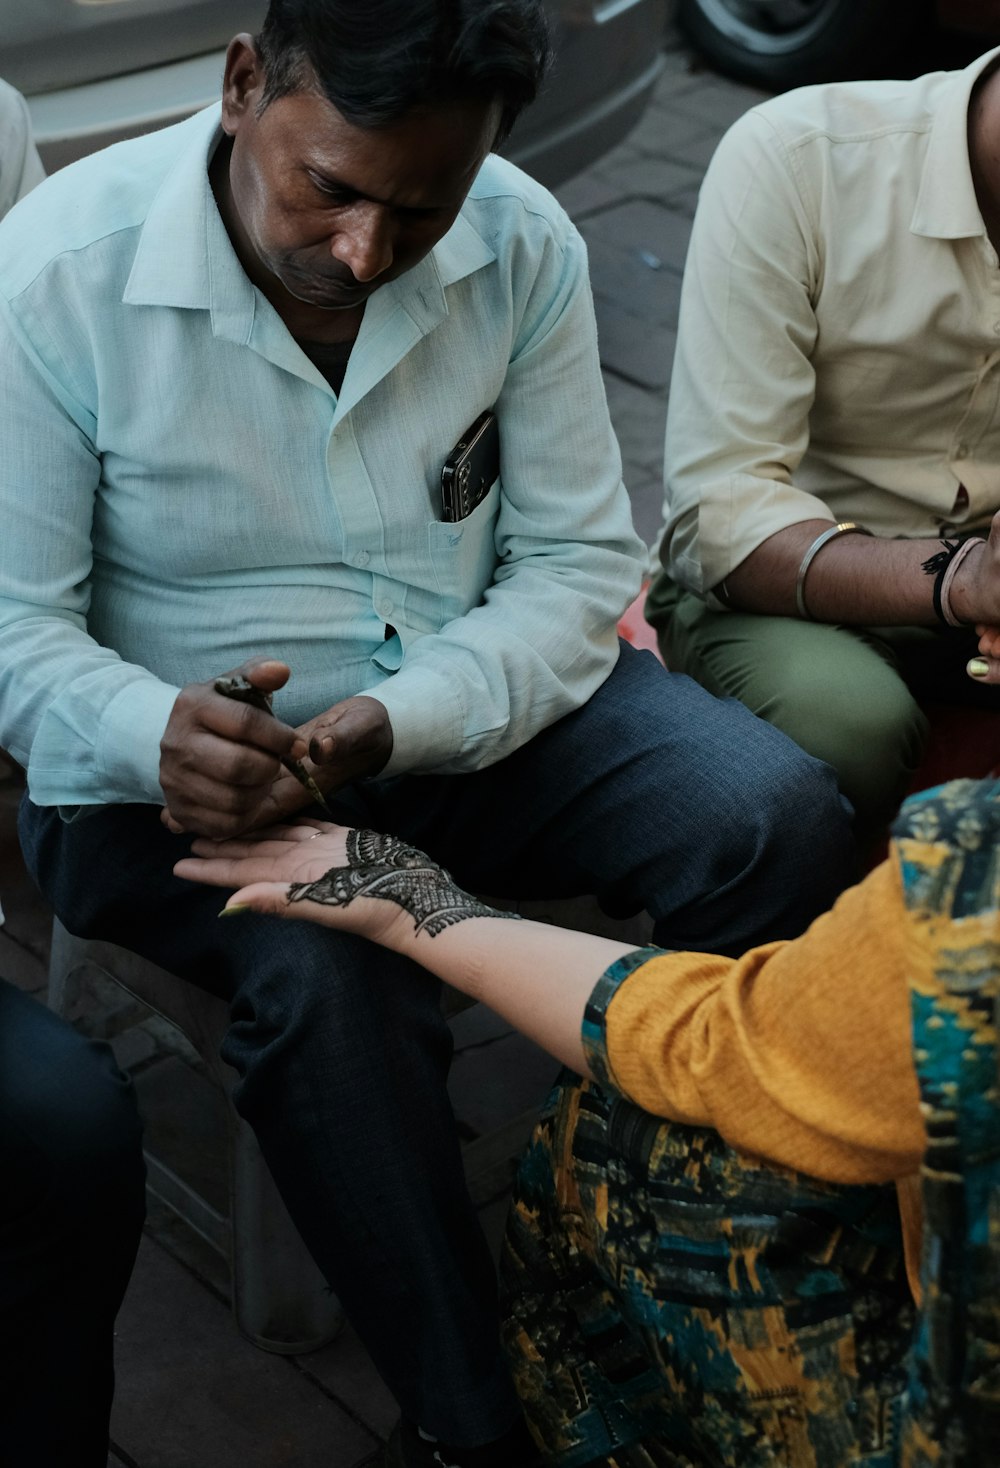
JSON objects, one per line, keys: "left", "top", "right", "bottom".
{"left": 0, "top": 3, "right": 853, "bottom": 1462}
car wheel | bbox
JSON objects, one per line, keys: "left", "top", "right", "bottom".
{"left": 676, "top": 0, "right": 929, "bottom": 90}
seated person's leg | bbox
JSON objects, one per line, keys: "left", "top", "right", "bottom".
{"left": 649, "top": 580, "right": 927, "bottom": 850}
{"left": 17, "top": 797, "right": 523, "bottom": 1452}
{"left": 0, "top": 976, "right": 145, "bottom": 1468}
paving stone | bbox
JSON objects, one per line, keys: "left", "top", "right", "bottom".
{"left": 629, "top": 100, "right": 719, "bottom": 161}
{"left": 580, "top": 231, "right": 684, "bottom": 332}
{"left": 603, "top": 372, "right": 670, "bottom": 475}
{"left": 111, "top": 1236, "right": 379, "bottom": 1468}
{"left": 476, "top": 1194, "right": 515, "bottom": 1269}
{"left": 292, "top": 1324, "right": 399, "bottom": 1441}
{"left": 595, "top": 296, "right": 675, "bottom": 391}
{"left": 584, "top": 198, "right": 694, "bottom": 278}
{"left": 593, "top": 153, "right": 704, "bottom": 201}
{"left": 622, "top": 464, "right": 667, "bottom": 549}
{"left": 449, "top": 1001, "right": 515, "bottom": 1051}
{"left": 553, "top": 167, "right": 628, "bottom": 220}
{"left": 0, "top": 779, "right": 52, "bottom": 965}
{"left": 0, "top": 927, "right": 48, "bottom": 993}
{"left": 139, "top": 1009, "right": 204, "bottom": 1066}
{"left": 654, "top": 112, "right": 729, "bottom": 170}
{"left": 110, "top": 1023, "right": 160, "bottom": 1072}
{"left": 448, "top": 1020, "right": 557, "bottom": 1139}
{"left": 670, "top": 75, "right": 769, "bottom": 131}
{"left": 134, "top": 1054, "right": 230, "bottom": 1216}
{"left": 145, "top": 1190, "right": 232, "bottom": 1302}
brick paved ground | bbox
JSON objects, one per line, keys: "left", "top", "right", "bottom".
{"left": 0, "top": 14, "right": 982, "bottom": 1466}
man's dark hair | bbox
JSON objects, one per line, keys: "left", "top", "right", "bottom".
{"left": 255, "top": 0, "right": 551, "bottom": 143}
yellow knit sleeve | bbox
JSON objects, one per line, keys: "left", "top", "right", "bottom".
{"left": 603, "top": 857, "right": 926, "bottom": 1185}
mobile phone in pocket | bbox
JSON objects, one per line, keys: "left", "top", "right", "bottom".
{"left": 440, "top": 410, "right": 500, "bottom": 523}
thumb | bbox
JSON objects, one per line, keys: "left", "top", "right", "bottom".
{"left": 218, "top": 882, "right": 295, "bottom": 918}
{"left": 239, "top": 658, "right": 292, "bottom": 694}
{"left": 967, "top": 654, "right": 1000, "bottom": 686}
{"left": 309, "top": 703, "right": 372, "bottom": 764}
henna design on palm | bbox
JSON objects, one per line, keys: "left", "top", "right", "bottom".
{"left": 287, "top": 829, "right": 520, "bottom": 937}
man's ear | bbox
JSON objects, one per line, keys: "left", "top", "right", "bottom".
{"left": 220, "top": 34, "right": 264, "bottom": 135}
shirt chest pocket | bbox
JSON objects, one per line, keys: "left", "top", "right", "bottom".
{"left": 426, "top": 479, "right": 502, "bottom": 619}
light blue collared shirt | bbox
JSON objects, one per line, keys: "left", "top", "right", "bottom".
{"left": 0, "top": 106, "right": 642, "bottom": 809}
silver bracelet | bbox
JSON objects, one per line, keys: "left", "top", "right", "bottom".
{"left": 795, "top": 522, "right": 873, "bottom": 620}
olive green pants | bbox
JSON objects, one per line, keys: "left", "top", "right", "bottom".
{"left": 645, "top": 573, "right": 999, "bottom": 848}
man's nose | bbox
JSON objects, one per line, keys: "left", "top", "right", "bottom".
{"left": 329, "top": 203, "right": 394, "bottom": 283}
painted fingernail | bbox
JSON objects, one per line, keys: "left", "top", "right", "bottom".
{"left": 968, "top": 658, "right": 990, "bottom": 678}
{"left": 219, "top": 903, "right": 251, "bottom": 918}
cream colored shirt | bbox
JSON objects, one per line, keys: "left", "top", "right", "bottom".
{"left": 658, "top": 48, "right": 1000, "bottom": 601}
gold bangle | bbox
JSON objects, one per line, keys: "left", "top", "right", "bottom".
{"left": 795, "top": 522, "right": 872, "bottom": 620}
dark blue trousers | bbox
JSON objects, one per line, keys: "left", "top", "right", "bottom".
{"left": 18, "top": 645, "right": 854, "bottom": 1446}
{"left": 0, "top": 977, "right": 145, "bottom": 1467}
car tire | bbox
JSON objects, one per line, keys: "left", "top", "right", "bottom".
{"left": 676, "top": 0, "right": 931, "bottom": 90}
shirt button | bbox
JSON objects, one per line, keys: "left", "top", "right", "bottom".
{"left": 993, "top": 321, "right": 1000, "bottom": 334}
{"left": 353, "top": 550, "right": 370, "bottom": 567}
{"left": 378, "top": 598, "right": 394, "bottom": 616}
{"left": 955, "top": 443, "right": 968, "bottom": 459}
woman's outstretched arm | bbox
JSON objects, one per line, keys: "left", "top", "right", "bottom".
{"left": 174, "top": 818, "right": 924, "bottom": 1183}
{"left": 173, "top": 820, "right": 638, "bottom": 1076}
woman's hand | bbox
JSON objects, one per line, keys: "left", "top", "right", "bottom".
{"left": 174, "top": 821, "right": 406, "bottom": 948}
{"left": 971, "top": 623, "right": 1000, "bottom": 683}
{"left": 173, "top": 820, "right": 508, "bottom": 951}
{"left": 176, "top": 820, "right": 631, "bottom": 1081}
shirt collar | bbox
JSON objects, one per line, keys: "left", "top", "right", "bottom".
{"left": 123, "top": 103, "right": 496, "bottom": 332}
{"left": 911, "top": 45, "right": 1000, "bottom": 239}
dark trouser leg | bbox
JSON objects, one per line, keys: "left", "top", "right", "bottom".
{"left": 18, "top": 799, "right": 520, "bottom": 1446}
{"left": 0, "top": 978, "right": 145, "bottom": 1468}
{"left": 361, "top": 644, "right": 855, "bottom": 953}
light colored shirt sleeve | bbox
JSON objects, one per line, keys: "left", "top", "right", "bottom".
{"left": 0, "top": 299, "right": 180, "bottom": 805}
{"left": 0, "top": 82, "right": 177, "bottom": 807}
{"left": 659, "top": 109, "right": 836, "bottom": 598}
{"left": 583, "top": 855, "right": 926, "bottom": 1186}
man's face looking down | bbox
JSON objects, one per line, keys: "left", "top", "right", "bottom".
{"left": 216, "top": 36, "right": 504, "bottom": 322}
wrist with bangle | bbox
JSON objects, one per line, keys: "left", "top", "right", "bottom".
{"left": 795, "top": 522, "right": 872, "bottom": 620}
{"left": 794, "top": 522, "right": 987, "bottom": 625}
{"left": 922, "top": 536, "right": 986, "bottom": 627}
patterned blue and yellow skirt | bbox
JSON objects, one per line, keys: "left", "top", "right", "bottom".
{"left": 501, "top": 1080, "right": 913, "bottom": 1468}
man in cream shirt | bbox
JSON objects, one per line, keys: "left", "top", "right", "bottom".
{"left": 647, "top": 48, "right": 1000, "bottom": 846}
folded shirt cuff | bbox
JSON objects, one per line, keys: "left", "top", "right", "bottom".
{"left": 93, "top": 677, "right": 180, "bottom": 804}
{"left": 356, "top": 669, "right": 473, "bottom": 777}
{"left": 581, "top": 945, "right": 664, "bottom": 1091}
